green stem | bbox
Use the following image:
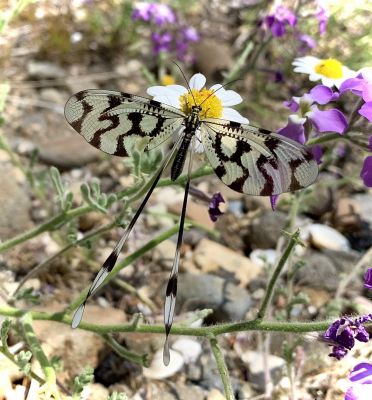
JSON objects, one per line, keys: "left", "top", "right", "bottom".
{"left": 223, "top": 41, "right": 255, "bottom": 84}
{"left": 256, "top": 229, "right": 301, "bottom": 320}
{"left": 21, "top": 313, "right": 60, "bottom": 400}
{"left": 0, "top": 305, "right": 335, "bottom": 335}
{"left": 102, "top": 333, "right": 149, "bottom": 366}
{"left": 306, "top": 133, "right": 343, "bottom": 146}
{"left": 0, "top": 345, "right": 45, "bottom": 384}
{"left": 209, "top": 335, "right": 235, "bottom": 400}
{"left": 0, "top": 205, "right": 91, "bottom": 253}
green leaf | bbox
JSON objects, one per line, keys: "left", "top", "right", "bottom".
{"left": 107, "top": 392, "right": 128, "bottom": 400}
{"left": 73, "top": 367, "right": 94, "bottom": 398}
{"left": 14, "top": 350, "right": 32, "bottom": 375}
{"left": 1, "top": 319, "right": 11, "bottom": 347}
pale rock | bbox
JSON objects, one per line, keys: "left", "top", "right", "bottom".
{"left": 194, "top": 238, "right": 260, "bottom": 287}
{"left": 172, "top": 338, "right": 202, "bottom": 363}
{"left": 143, "top": 348, "right": 184, "bottom": 379}
{"left": 250, "top": 249, "right": 277, "bottom": 268}
{"left": 152, "top": 239, "right": 177, "bottom": 269}
{"left": 333, "top": 197, "right": 362, "bottom": 232}
{"left": 27, "top": 61, "right": 66, "bottom": 79}
{"left": 300, "top": 287, "right": 331, "bottom": 308}
{"left": 84, "top": 383, "right": 109, "bottom": 400}
{"left": 32, "top": 304, "right": 127, "bottom": 381}
{"left": 241, "top": 350, "right": 286, "bottom": 391}
{"left": 353, "top": 193, "right": 372, "bottom": 225}
{"left": 301, "top": 224, "right": 350, "bottom": 251}
{"left": 169, "top": 199, "right": 215, "bottom": 230}
{"left": 38, "top": 135, "right": 102, "bottom": 169}
{"left": 207, "top": 388, "right": 226, "bottom": 400}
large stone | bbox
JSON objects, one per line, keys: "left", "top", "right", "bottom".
{"left": 27, "top": 61, "right": 66, "bottom": 79}
{"left": 0, "top": 157, "right": 32, "bottom": 240}
{"left": 241, "top": 351, "right": 286, "bottom": 392}
{"left": 193, "top": 238, "right": 260, "bottom": 286}
{"left": 37, "top": 135, "right": 102, "bottom": 169}
{"left": 176, "top": 273, "right": 251, "bottom": 322}
{"left": 32, "top": 305, "right": 127, "bottom": 382}
{"left": 248, "top": 211, "right": 288, "bottom": 249}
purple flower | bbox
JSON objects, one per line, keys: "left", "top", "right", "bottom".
{"left": 296, "top": 33, "right": 317, "bottom": 50}
{"left": 181, "top": 26, "right": 199, "bottom": 42}
{"left": 277, "top": 114, "right": 306, "bottom": 144}
{"left": 151, "top": 31, "right": 173, "bottom": 54}
{"left": 284, "top": 87, "right": 347, "bottom": 134}
{"left": 316, "top": 4, "right": 329, "bottom": 35}
{"left": 208, "top": 192, "right": 225, "bottom": 222}
{"left": 359, "top": 102, "right": 372, "bottom": 122}
{"left": 323, "top": 315, "right": 371, "bottom": 360}
{"left": 270, "top": 194, "right": 279, "bottom": 211}
{"left": 361, "top": 156, "right": 372, "bottom": 187}
{"left": 132, "top": 2, "right": 176, "bottom": 26}
{"left": 264, "top": 5, "right": 297, "bottom": 37}
{"left": 345, "top": 363, "right": 372, "bottom": 400}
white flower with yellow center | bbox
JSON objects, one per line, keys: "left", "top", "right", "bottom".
{"left": 147, "top": 73, "right": 249, "bottom": 152}
{"left": 292, "top": 56, "right": 356, "bottom": 88}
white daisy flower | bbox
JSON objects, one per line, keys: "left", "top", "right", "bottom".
{"left": 292, "top": 56, "right": 356, "bottom": 88}
{"left": 147, "top": 73, "right": 249, "bottom": 152}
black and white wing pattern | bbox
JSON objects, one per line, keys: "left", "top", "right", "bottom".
{"left": 64, "top": 89, "right": 186, "bottom": 155}
{"left": 200, "top": 118, "right": 318, "bottom": 196}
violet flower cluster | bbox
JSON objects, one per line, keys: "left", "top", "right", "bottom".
{"left": 323, "top": 314, "right": 371, "bottom": 360}
{"left": 262, "top": 2, "right": 328, "bottom": 51}
{"left": 278, "top": 80, "right": 372, "bottom": 187}
{"left": 132, "top": 2, "right": 199, "bottom": 62}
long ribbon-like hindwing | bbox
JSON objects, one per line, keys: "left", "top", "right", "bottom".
{"left": 71, "top": 135, "right": 184, "bottom": 329}
{"left": 163, "top": 138, "right": 195, "bottom": 365}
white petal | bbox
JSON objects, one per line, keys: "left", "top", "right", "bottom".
{"left": 215, "top": 89, "right": 243, "bottom": 107}
{"left": 166, "top": 85, "right": 188, "bottom": 96}
{"left": 293, "top": 65, "right": 314, "bottom": 74}
{"left": 222, "top": 107, "right": 249, "bottom": 124}
{"left": 147, "top": 87, "right": 181, "bottom": 108}
{"left": 189, "top": 73, "right": 206, "bottom": 90}
{"left": 210, "top": 84, "right": 223, "bottom": 91}
{"left": 292, "top": 56, "right": 320, "bottom": 67}
{"left": 308, "top": 73, "right": 322, "bottom": 81}
{"left": 321, "top": 77, "right": 337, "bottom": 87}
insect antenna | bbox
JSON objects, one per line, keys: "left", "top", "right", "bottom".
{"left": 198, "top": 78, "right": 243, "bottom": 108}
{"left": 172, "top": 60, "right": 197, "bottom": 107}
{"left": 163, "top": 138, "right": 195, "bottom": 366}
{"left": 71, "top": 134, "right": 184, "bottom": 329}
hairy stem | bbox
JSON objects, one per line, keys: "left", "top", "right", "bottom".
{"left": 209, "top": 335, "right": 235, "bottom": 400}
{"left": 0, "top": 306, "right": 335, "bottom": 335}
{"left": 102, "top": 333, "right": 149, "bottom": 366}
{"left": 21, "top": 313, "right": 60, "bottom": 400}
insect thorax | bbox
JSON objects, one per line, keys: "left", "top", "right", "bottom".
{"left": 170, "top": 106, "right": 201, "bottom": 181}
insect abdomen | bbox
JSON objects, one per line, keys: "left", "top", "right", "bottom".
{"left": 171, "top": 134, "right": 192, "bottom": 181}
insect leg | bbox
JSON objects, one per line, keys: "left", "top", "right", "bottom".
{"left": 163, "top": 138, "right": 195, "bottom": 365}
{"left": 72, "top": 133, "right": 184, "bottom": 329}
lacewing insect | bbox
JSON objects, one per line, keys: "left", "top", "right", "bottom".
{"left": 64, "top": 72, "right": 318, "bottom": 365}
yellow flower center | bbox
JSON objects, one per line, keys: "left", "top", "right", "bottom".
{"left": 179, "top": 88, "right": 223, "bottom": 119}
{"left": 314, "top": 58, "right": 343, "bottom": 79}
{"left": 162, "top": 74, "right": 175, "bottom": 85}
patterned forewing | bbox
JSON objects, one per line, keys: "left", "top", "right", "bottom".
{"left": 64, "top": 90, "right": 185, "bottom": 156}
{"left": 200, "top": 119, "right": 318, "bottom": 196}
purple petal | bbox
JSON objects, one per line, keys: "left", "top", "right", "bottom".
{"left": 364, "top": 268, "right": 372, "bottom": 289}
{"left": 362, "top": 83, "right": 372, "bottom": 102}
{"left": 283, "top": 98, "right": 300, "bottom": 112}
{"left": 277, "top": 114, "right": 306, "bottom": 144}
{"left": 339, "top": 77, "right": 364, "bottom": 97}
{"left": 270, "top": 195, "right": 279, "bottom": 211}
{"left": 337, "top": 326, "right": 355, "bottom": 349}
{"left": 359, "top": 102, "right": 372, "bottom": 122}
{"left": 270, "top": 20, "right": 286, "bottom": 37}
{"left": 349, "top": 363, "right": 372, "bottom": 384}
{"left": 354, "top": 325, "right": 369, "bottom": 343}
{"left": 309, "top": 85, "right": 335, "bottom": 105}
{"left": 329, "top": 345, "right": 348, "bottom": 360}
{"left": 308, "top": 106, "right": 348, "bottom": 134}
{"left": 208, "top": 192, "right": 225, "bottom": 222}
{"left": 316, "top": 5, "right": 328, "bottom": 35}
{"left": 311, "top": 145, "right": 323, "bottom": 164}
{"left": 297, "top": 33, "right": 316, "bottom": 49}
{"left": 361, "top": 156, "right": 372, "bottom": 187}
